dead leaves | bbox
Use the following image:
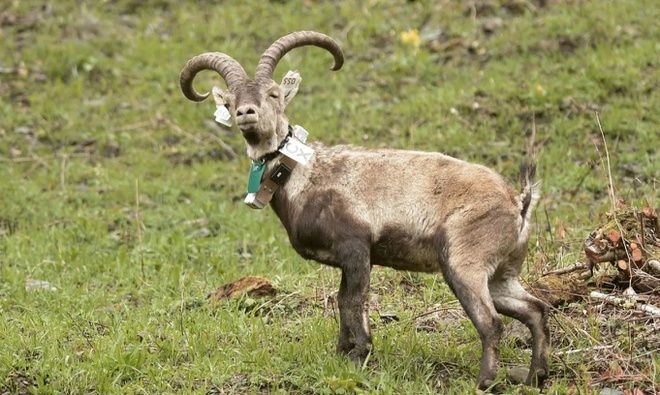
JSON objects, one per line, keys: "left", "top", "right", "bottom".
{"left": 532, "top": 203, "right": 659, "bottom": 309}
{"left": 583, "top": 204, "right": 659, "bottom": 293}
{"left": 207, "top": 276, "right": 277, "bottom": 303}
{"left": 598, "top": 361, "right": 649, "bottom": 392}
{"left": 531, "top": 272, "right": 586, "bottom": 307}
{"left": 1, "top": 370, "right": 38, "bottom": 395}
{"left": 414, "top": 303, "right": 466, "bottom": 332}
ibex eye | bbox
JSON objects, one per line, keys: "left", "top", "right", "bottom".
{"left": 270, "top": 92, "right": 279, "bottom": 98}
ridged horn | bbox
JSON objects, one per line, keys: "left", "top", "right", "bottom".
{"left": 254, "top": 31, "right": 343, "bottom": 81}
{"left": 180, "top": 52, "right": 248, "bottom": 102}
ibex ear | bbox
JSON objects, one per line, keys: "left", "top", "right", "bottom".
{"left": 212, "top": 86, "right": 227, "bottom": 107}
{"left": 280, "top": 70, "right": 302, "bottom": 107}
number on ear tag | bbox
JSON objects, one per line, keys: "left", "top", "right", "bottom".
{"left": 281, "top": 70, "right": 302, "bottom": 104}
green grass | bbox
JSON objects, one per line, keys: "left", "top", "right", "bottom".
{"left": 1, "top": 0, "right": 658, "bottom": 393}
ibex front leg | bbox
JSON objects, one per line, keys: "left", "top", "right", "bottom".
{"left": 335, "top": 242, "right": 372, "bottom": 364}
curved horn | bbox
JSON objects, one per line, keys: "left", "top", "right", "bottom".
{"left": 179, "top": 52, "right": 248, "bottom": 102}
{"left": 254, "top": 31, "right": 344, "bottom": 81}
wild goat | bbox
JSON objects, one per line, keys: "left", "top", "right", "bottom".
{"left": 180, "top": 31, "right": 549, "bottom": 389}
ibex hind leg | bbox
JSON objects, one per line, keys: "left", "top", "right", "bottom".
{"left": 489, "top": 276, "right": 550, "bottom": 387}
{"left": 442, "top": 263, "right": 503, "bottom": 390}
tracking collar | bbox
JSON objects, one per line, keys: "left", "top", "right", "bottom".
{"left": 244, "top": 125, "right": 312, "bottom": 209}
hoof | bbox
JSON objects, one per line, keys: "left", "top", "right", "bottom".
{"left": 347, "top": 344, "right": 371, "bottom": 365}
{"left": 478, "top": 379, "right": 508, "bottom": 394}
{"left": 336, "top": 341, "right": 355, "bottom": 355}
{"left": 526, "top": 368, "right": 547, "bottom": 387}
{"left": 477, "top": 379, "right": 494, "bottom": 391}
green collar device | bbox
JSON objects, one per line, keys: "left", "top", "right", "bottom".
{"left": 243, "top": 125, "right": 311, "bottom": 209}
{"left": 247, "top": 160, "right": 266, "bottom": 194}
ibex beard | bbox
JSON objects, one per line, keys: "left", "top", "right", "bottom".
{"left": 180, "top": 31, "right": 549, "bottom": 390}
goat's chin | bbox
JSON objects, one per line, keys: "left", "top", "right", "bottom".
{"left": 240, "top": 128, "right": 260, "bottom": 145}
{"left": 244, "top": 133, "right": 279, "bottom": 160}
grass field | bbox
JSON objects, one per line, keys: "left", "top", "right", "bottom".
{"left": 1, "top": 0, "right": 658, "bottom": 393}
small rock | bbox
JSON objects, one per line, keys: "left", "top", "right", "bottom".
{"left": 481, "top": 17, "right": 503, "bottom": 35}
{"left": 182, "top": 217, "right": 208, "bottom": 227}
{"left": 9, "top": 147, "right": 21, "bottom": 158}
{"left": 379, "top": 312, "right": 399, "bottom": 324}
{"left": 237, "top": 247, "right": 252, "bottom": 260}
{"left": 188, "top": 227, "right": 212, "bottom": 238}
{"left": 136, "top": 331, "right": 149, "bottom": 342}
{"left": 507, "top": 366, "right": 529, "bottom": 384}
{"left": 647, "top": 259, "right": 660, "bottom": 274}
{"left": 420, "top": 28, "right": 444, "bottom": 43}
{"left": 14, "top": 126, "right": 33, "bottom": 135}
{"left": 599, "top": 388, "right": 624, "bottom": 395}
{"left": 504, "top": 320, "right": 531, "bottom": 347}
{"left": 25, "top": 279, "right": 57, "bottom": 292}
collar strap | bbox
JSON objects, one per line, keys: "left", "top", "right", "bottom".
{"left": 257, "top": 125, "right": 294, "bottom": 164}
{"left": 245, "top": 155, "right": 297, "bottom": 209}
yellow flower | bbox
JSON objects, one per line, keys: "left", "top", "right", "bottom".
{"left": 400, "top": 29, "right": 421, "bottom": 49}
{"left": 535, "top": 83, "right": 546, "bottom": 95}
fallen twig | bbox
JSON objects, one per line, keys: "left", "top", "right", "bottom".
{"left": 412, "top": 301, "right": 462, "bottom": 320}
{"left": 555, "top": 344, "right": 614, "bottom": 356}
{"left": 543, "top": 261, "right": 589, "bottom": 276}
{"left": 590, "top": 291, "right": 660, "bottom": 316}
{"left": 593, "top": 113, "right": 633, "bottom": 282}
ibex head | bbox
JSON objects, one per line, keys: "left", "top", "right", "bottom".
{"left": 180, "top": 31, "right": 344, "bottom": 160}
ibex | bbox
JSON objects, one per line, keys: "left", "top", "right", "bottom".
{"left": 180, "top": 31, "right": 549, "bottom": 389}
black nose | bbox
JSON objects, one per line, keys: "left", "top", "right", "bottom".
{"left": 236, "top": 105, "right": 257, "bottom": 117}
